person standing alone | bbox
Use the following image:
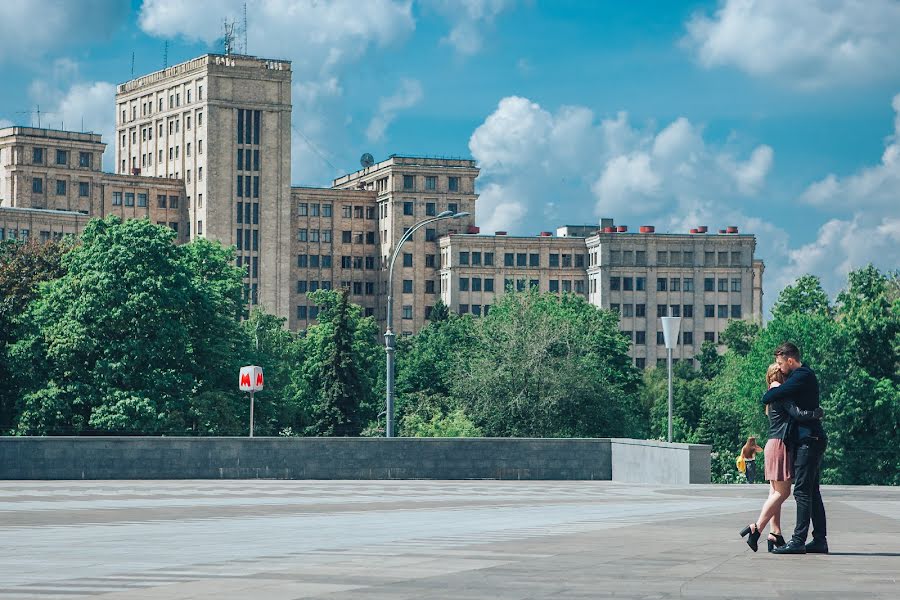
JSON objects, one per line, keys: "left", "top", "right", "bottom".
{"left": 740, "top": 436, "right": 764, "bottom": 484}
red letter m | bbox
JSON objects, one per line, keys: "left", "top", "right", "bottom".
{"left": 240, "top": 373, "right": 251, "bottom": 388}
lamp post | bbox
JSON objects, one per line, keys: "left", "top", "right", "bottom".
{"left": 660, "top": 316, "right": 682, "bottom": 443}
{"left": 384, "top": 210, "right": 470, "bottom": 437}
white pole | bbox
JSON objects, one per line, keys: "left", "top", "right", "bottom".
{"left": 249, "top": 390, "right": 254, "bottom": 438}
{"left": 667, "top": 347, "right": 673, "bottom": 443}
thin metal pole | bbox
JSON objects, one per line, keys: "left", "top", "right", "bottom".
{"left": 667, "top": 348, "right": 673, "bottom": 443}
{"left": 385, "top": 291, "right": 395, "bottom": 438}
{"left": 249, "top": 390, "right": 255, "bottom": 438}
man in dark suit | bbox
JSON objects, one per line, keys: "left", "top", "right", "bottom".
{"left": 762, "top": 342, "right": 829, "bottom": 554}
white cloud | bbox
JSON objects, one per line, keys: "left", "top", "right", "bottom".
{"left": 683, "top": 0, "right": 900, "bottom": 88}
{"left": 0, "top": 1, "right": 127, "bottom": 64}
{"left": 0, "top": 119, "right": 13, "bottom": 129}
{"left": 425, "top": 0, "right": 518, "bottom": 56}
{"left": 800, "top": 93, "right": 900, "bottom": 212}
{"left": 468, "top": 95, "right": 775, "bottom": 239}
{"left": 366, "top": 79, "right": 424, "bottom": 143}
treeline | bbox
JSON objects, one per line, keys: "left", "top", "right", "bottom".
{"left": 1, "top": 218, "right": 897, "bottom": 485}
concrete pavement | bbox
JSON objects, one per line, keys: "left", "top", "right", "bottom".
{"left": 0, "top": 480, "right": 897, "bottom": 598}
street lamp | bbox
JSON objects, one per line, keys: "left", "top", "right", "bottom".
{"left": 660, "top": 316, "right": 682, "bottom": 443}
{"left": 384, "top": 210, "right": 470, "bottom": 437}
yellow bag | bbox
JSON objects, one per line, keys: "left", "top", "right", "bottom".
{"left": 736, "top": 455, "right": 746, "bottom": 474}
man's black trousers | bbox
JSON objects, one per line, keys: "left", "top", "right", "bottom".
{"left": 791, "top": 437, "right": 827, "bottom": 544}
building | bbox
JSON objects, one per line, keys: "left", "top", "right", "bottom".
{"left": 114, "top": 53, "right": 292, "bottom": 313}
{"left": 438, "top": 223, "right": 763, "bottom": 367}
{"left": 1, "top": 51, "right": 765, "bottom": 368}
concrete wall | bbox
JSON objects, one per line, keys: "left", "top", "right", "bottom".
{"left": 0, "top": 437, "right": 710, "bottom": 483}
{"left": 609, "top": 438, "right": 711, "bottom": 485}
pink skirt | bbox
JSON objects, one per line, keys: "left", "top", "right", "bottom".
{"left": 764, "top": 438, "right": 792, "bottom": 481}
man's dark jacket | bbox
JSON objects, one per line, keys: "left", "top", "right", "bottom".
{"left": 762, "top": 365, "right": 825, "bottom": 440}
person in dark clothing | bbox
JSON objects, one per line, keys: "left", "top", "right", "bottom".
{"left": 763, "top": 342, "right": 829, "bottom": 555}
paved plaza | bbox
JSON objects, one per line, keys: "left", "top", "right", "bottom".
{"left": 0, "top": 480, "right": 897, "bottom": 599}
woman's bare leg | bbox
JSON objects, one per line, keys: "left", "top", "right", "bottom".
{"left": 753, "top": 480, "right": 792, "bottom": 533}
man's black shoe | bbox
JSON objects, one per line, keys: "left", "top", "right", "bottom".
{"left": 772, "top": 540, "right": 807, "bottom": 554}
{"left": 805, "top": 539, "right": 829, "bottom": 554}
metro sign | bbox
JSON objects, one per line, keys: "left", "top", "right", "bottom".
{"left": 239, "top": 366, "right": 264, "bottom": 392}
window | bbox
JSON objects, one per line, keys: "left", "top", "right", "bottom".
{"left": 610, "top": 277, "right": 621, "bottom": 291}
{"left": 549, "top": 280, "right": 559, "bottom": 293}
{"left": 323, "top": 230, "right": 332, "bottom": 243}
{"left": 366, "top": 231, "right": 375, "bottom": 244}
{"left": 731, "top": 304, "right": 742, "bottom": 318}
{"left": 403, "top": 253, "right": 413, "bottom": 267}
{"left": 425, "top": 254, "right": 436, "bottom": 268}
{"left": 56, "top": 180, "right": 66, "bottom": 196}
{"left": 78, "top": 152, "right": 92, "bottom": 168}
{"left": 403, "top": 279, "right": 413, "bottom": 293}
{"left": 684, "top": 251, "right": 694, "bottom": 265}
{"left": 635, "top": 304, "right": 646, "bottom": 317}
{"left": 704, "top": 277, "right": 715, "bottom": 292}
{"left": 425, "top": 202, "right": 436, "bottom": 216}
{"left": 718, "top": 251, "right": 729, "bottom": 266}
{"left": 459, "top": 251, "right": 470, "bottom": 265}
{"left": 657, "top": 305, "right": 668, "bottom": 317}
{"left": 670, "top": 251, "right": 682, "bottom": 265}
{"left": 322, "top": 204, "right": 332, "bottom": 217}
{"left": 342, "top": 231, "right": 351, "bottom": 243}
{"left": 732, "top": 251, "right": 742, "bottom": 265}
{"left": 549, "top": 253, "right": 560, "bottom": 267}
{"left": 684, "top": 278, "right": 694, "bottom": 292}
{"left": 403, "top": 201, "right": 414, "bottom": 216}
{"left": 426, "top": 280, "right": 436, "bottom": 294}
{"left": 529, "top": 253, "right": 540, "bottom": 267}
{"left": 684, "top": 332, "right": 694, "bottom": 345}
{"left": 298, "top": 229, "right": 308, "bottom": 242}
{"left": 484, "top": 278, "right": 495, "bottom": 292}
{"left": 670, "top": 278, "right": 680, "bottom": 292}
{"left": 112, "top": 191, "right": 122, "bottom": 205}
{"left": 198, "top": 140, "right": 203, "bottom": 154}
{"left": 635, "top": 277, "right": 646, "bottom": 291}
{"left": 310, "top": 229, "right": 320, "bottom": 242}
{"left": 670, "top": 304, "right": 681, "bottom": 317}
{"left": 170, "top": 196, "right": 179, "bottom": 209}
{"left": 32, "top": 177, "right": 43, "bottom": 193}
{"left": 657, "top": 278, "right": 667, "bottom": 292}
{"left": 622, "top": 304, "right": 634, "bottom": 317}
{"left": 403, "top": 175, "right": 414, "bottom": 190}
{"left": 79, "top": 182, "right": 89, "bottom": 197}
{"left": 448, "top": 176, "right": 459, "bottom": 192}
{"left": 425, "top": 176, "right": 436, "bottom": 190}
{"left": 402, "top": 305, "right": 413, "bottom": 320}
{"left": 716, "top": 278, "right": 727, "bottom": 292}
{"left": 253, "top": 177, "right": 259, "bottom": 198}
{"left": 484, "top": 252, "right": 494, "bottom": 266}
{"left": 425, "top": 228, "right": 436, "bottom": 242}
{"left": 297, "top": 280, "right": 308, "bottom": 294}
{"left": 516, "top": 253, "right": 527, "bottom": 267}
{"left": 704, "top": 304, "right": 715, "bottom": 317}
{"left": 33, "top": 147, "right": 44, "bottom": 164}
{"left": 197, "top": 220, "right": 203, "bottom": 235}
{"left": 635, "top": 251, "right": 647, "bottom": 266}
{"left": 365, "top": 256, "right": 375, "bottom": 269}
{"left": 718, "top": 304, "right": 728, "bottom": 318}
{"left": 448, "top": 202, "right": 458, "bottom": 213}
{"left": 459, "top": 277, "right": 469, "bottom": 292}
{"left": 705, "top": 332, "right": 716, "bottom": 342}
{"left": 623, "top": 277, "right": 633, "bottom": 291}
{"left": 610, "top": 303, "right": 620, "bottom": 313}
{"left": 322, "top": 255, "right": 332, "bottom": 268}
{"left": 298, "top": 202, "right": 308, "bottom": 216}
{"left": 731, "top": 278, "right": 742, "bottom": 292}
{"left": 683, "top": 305, "right": 693, "bottom": 318}
{"left": 635, "top": 331, "right": 646, "bottom": 344}
{"left": 657, "top": 332, "right": 666, "bottom": 345}
{"left": 342, "top": 205, "right": 352, "bottom": 218}
{"left": 472, "top": 277, "right": 482, "bottom": 292}
{"left": 138, "top": 193, "right": 148, "bottom": 207}
{"left": 657, "top": 251, "right": 668, "bottom": 265}
{"left": 56, "top": 149, "right": 67, "bottom": 165}
{"left": 635, "top": 358, "right": 646, "bottom": 369}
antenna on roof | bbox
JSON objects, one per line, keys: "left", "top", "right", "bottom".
{"left": 15, "top": 105, "right": 41, "bottom": 128}
{"left": 164, "top": 41, "right": 168, "bottom": 69}
{"left": 243, "top": 2, "right": 248, "bottom": 54}
{"left": 224, "top": 19, "right": 237, "bottom": 56}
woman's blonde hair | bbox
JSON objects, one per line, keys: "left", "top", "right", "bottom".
{"left": 766, "top": 363, "right": 785, "bottom": 386}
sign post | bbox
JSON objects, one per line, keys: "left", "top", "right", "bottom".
{"left": 239, "top": 366, "right": 264, "bottom": 437}
{"left": 660, "top": 317, "right": 682, "bottom": 443}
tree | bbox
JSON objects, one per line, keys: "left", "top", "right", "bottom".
{"left": 696, "top": 341, "right": 723, "bottom": 380}
{"left": 0, "top": 239, "right": 72, "bottom": 433}
{"left": 427, "top": 299, "right": 450, "bottom": 323}
{"left": 772, "top": 274, "right": 831, "bottom": 319}
{"left": 456, "top": 290, "right": 644, "bottom": 438}
{"left": 291, "top": 289, "right": 382, "bottom": 436}
{"left": 719, "top": 320, "right": 760, "bottom": 356}
{"left": 10, "top": 217, "right": 247, "bottom": 435}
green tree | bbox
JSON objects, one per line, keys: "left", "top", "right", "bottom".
{"left": 457, "top": 290, "right": 643, "bottom": 438}
{"left": 696, "top": 340, "right": 723, "bottom": 380}
{"left": 719, "top": 320, "right": 760, "bottom": 356}
{"left": 291, "top": 289, "right": 382, "bottom": 436}
{"left": 771, "top": 274, "right": 831, "bottom": 319}
{"left": 0, "top": 239, "right": 72, "bottom": 433}
{"left": 10, "top": 217, "right": 247, "bottom": 435}
{"left": 427, "top": 299, "right": 451, "bottom": 323}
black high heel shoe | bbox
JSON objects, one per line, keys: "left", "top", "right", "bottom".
{"left": 767, "top": 533, "right": 786, "bottom": 552}
{"left": 739, "top": 523, "right": 761, "bottom": 552}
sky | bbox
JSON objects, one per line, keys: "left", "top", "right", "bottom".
{"left": 1, "top": 0, "right": 898, "bottom": 312}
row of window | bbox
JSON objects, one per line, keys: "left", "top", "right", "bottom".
{"left": 401, "top": 201, "right": 459, "bottom": 217}
{"left": 0, "top": 229, "right": 70, "bottom": 242}
{"left": 31, "top": 178, "right": 91, "bottom": 197}
{"left": 235, "top": 229, "right": 260, "bottom": 252}
{"left": 633, "top": 357, "right": 697, "bottom": 369}
{"left": 496, "top": 278, "right": 587, "bottom": 294}
{"left": 297, "top": 203, "right": 333, "bottom": 217}
{"left": 236, "top": 202, "right": 260, "bottom": 225}
{"left": 612, "top": 302, "right": 743, "bottom": 319}
{"left": 111, "top": 193, "right": 180, "bottom": 208}
{"left": 236, "top": 149, "right": 260, "bottom": 172}
{"left": 496, "top": 252, "right": 586, "bottom": 268}
{"left": 297, "top": 302, "right": 377, "bottom": 320}
{"left": 236, "top": 109, "right": 261, "bottom": 145}
{"left": 123, "top": 114, "right": 204, "bottom": 151}
{"left": 236, "top": 175, "right": 260, "bottom": 198}
{"left": 598, "top": 249, "right": 745, "bottom": 267}
{"left": 31, "top": 148, "right": 93, "bottom": 168}
{"left": 236, "top": 255, "right": 259, "bottom": 279}
{"left": 609, "top": 276, "right": 743, "bottom": 292}
{"left": 121, "top": 84, "right": 204, "bottom": 123}
{"left": 398, "top": 174, "right": 460, "bottom": 192}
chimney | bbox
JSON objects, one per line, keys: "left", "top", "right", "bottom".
{"left": 467, "top": 225, "right": 480, "bottom": 234}
{"left": 616, "top": 225, "right": 628, "bottom": 233}
{"left": 639, "top": 225, "right": 655, "bottom": 233}
{"left": 539, "top": 231, "right": 552, "bottom": 237}
{"left": 495, "top": 231, "right": 507, "bottom": 236}
{"left": 697, "top": 225, "right": 708, "bottom": 233}
{"left": 726, "top": 225, "right": 739, "bottom": 234}
{"left": 689, "top": 228, "right": 698, "bottom": 234}
{"left": 602, "top": 226, "right": 615, "bottom": 233}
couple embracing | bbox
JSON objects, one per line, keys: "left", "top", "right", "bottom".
{"left": 740, "top": 342, "right": 829, "bottom": 555}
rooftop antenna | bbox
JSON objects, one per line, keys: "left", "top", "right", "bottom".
{"left": 243, "top": 2, "right": 248, "bottom": 54}
{"left": 15, "top": 105, "right": 41, "bottom": 128}
{"left": 164, "top": 41, "right": 168, "bottom": 69}
{"left": 224, "top": 19, "right": 236, "bottom": 56}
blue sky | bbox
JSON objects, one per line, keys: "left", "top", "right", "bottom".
{"left": 1, "top": 0, "right": 898, "bottom": 309}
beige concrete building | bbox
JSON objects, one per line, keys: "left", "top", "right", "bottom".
{"left": 115, "top": 54, "right": 292, "bottom": 312}
{"left": 438, "top": 223, "right": 763, "bottom": 367}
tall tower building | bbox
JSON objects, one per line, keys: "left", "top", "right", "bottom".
{"left": 115, "top": 54, "right": 293, "bottom": 317}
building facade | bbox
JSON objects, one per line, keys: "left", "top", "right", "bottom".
{"left": 1, "top": 52, "right": 765, "bottom": 368}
